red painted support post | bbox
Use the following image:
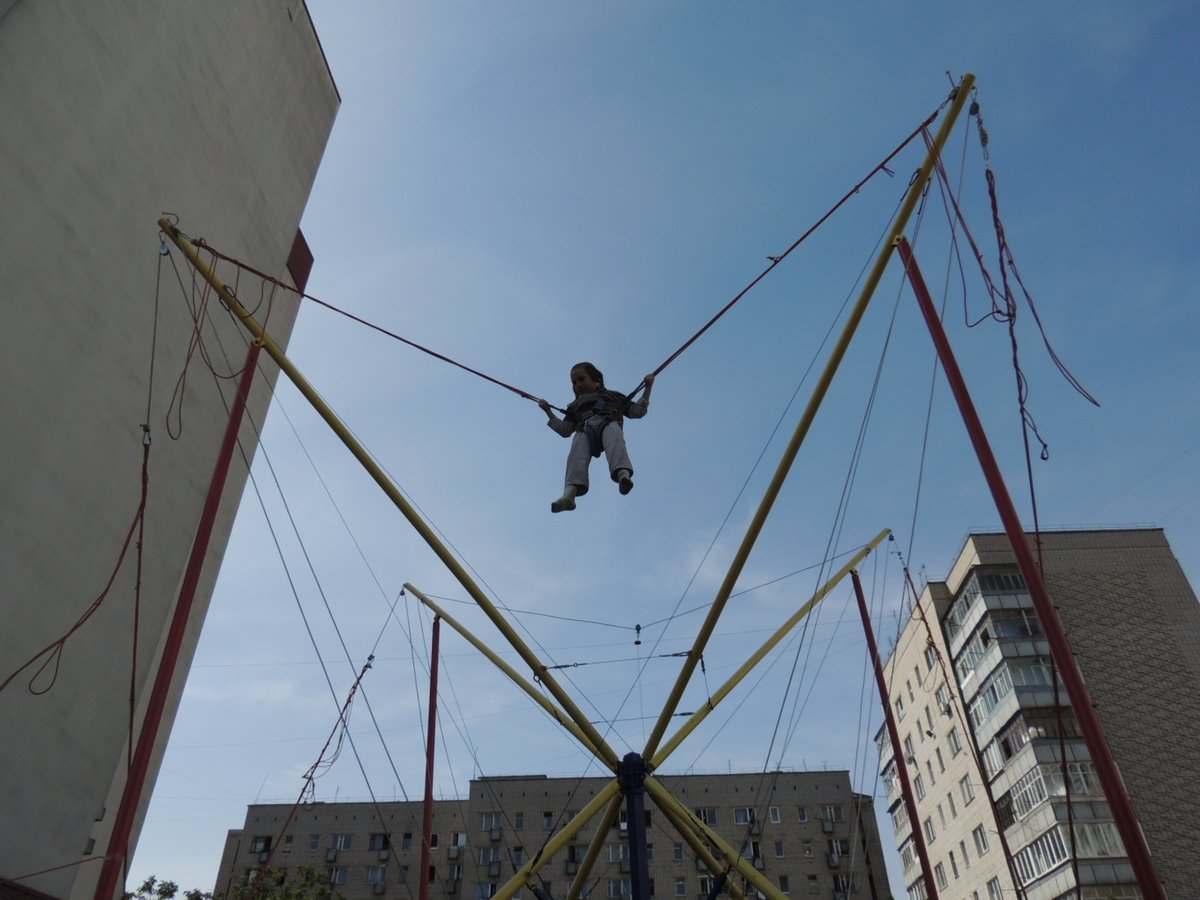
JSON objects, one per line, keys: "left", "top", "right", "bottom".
{"left": 896, "top": 237, "right": 1166, "bottom": 900}
{"left": 94, "top": 342, "right": 262, "bottom": 900}
{"left": 850, "top": 570, "right": 939, "bottom": 900}
{"left": 419, "top": 616, "right": 442, "bottom": 900}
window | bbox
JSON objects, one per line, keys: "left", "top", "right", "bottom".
{"left": 369, "top": 833, "right": 389, "bottom": 851}
{"left": 796, "top": 806, "right": 808, "bottom": 823}
{"left": 986, "top": 878, "right": 1003, "bottom": 900}
{"left": 922, "top": 817, "right": 935, "bottom": 844}
{"left": 935, "top": 683, "right": 951, "bottom": 710}
{"left": 514, "top": 813, "right": 524, "bottom": 831}
{"left": 1013, "top": 826, "right": 1069, "bottom": 885}
{"left": 607, "top": 880, "right": 631, "bottom": 898}
{"left": 906, "top": 679, "right": 915, "bottom": 702}
{"left": 936, "top": 804, "right": 946, "bottom": 828}
{"left": 476, "top": 884, "right": 497, "bottom": 900}
{"left": 924, "top": 645, "right": 938, "bottom": 670}
{"left": 821, "top": 805, "right": 843, "bottom": 823}
{"left": 806, "top": 874, "right": 818, "bottom": 895}
{"left": 430, "top": 834, "right": 440, "bottom": 849}
{"left": 283, "top": 835, "right": 293, "bottom": 853}
{"left": 913, "top": 774, "right": 926, "bottom": 800}
{"left": 827, "top": 839, "right": 848, "bottom": 858}
{"left": 895, "top": 696, "right": 907, "bottom": 720}
{"left": 673, "top": 843, "right": 684, "bottom": 861}
{"left": 946, "top": 792, "right": 956, "bottom": 819}
{"left": 479, "top": 848, "right": 502, "bottom": 864}
{"left": 398, "top": 867, "right": 409, "bottom": 883}
{"left": 513, "top": 846, "right": 525, "bottom": 865}
{"left": 903, "top": 735, "right": 916, "bottom": 761}
{"left": 329, "top": 868, "right": 348, "bottom": 885}
{"left": 607, "top": 844, "right": 628, "bottom": 863}
{"left": 739, "top": 841, "right": 761, "bottom": 861}
{"left": 334, "top": 834, "right": 353, "bottom": 851}
{"left": 769, "top": 806, "right": 781, "bottom": 824}
{"left": 250, "top": 836, "right": 272, "bottom": 853}
{"left": 674, "top": 878, "right": 685, "bottom": 897}
{"left": 933, "top": 863, "right": 947, "bottom": 890}
{"left": 402, "top": 833, "right": 413, "bottom": 851}
{"left": 832, "top": 875, "right": 858, "bottom": 893}
{"left": 959, "top": 775, "right": 975, "bottom": 806}
{"left": 481, "top": 813, "right": 501, "bottom": 831}
{"left": 366, "top": 866, "right": 387, "bottom": 884}
{"left": 544, "top": 811, "right": 555, "bottom": 830}
{"left": 947, "top": 727, "right": 963, "bottom": 757}
{"left": 778, "top": 875, "right": 789, "bottom": 894}
{"left": 935, "top": 748, "right": 945, "bottom": 773}
{"left": 734, "top": 807, "right": 754, "bottom": 825}
{"left": 802, "top": 839, "right": 813, "bottom": 858}
{"left": 309, "top": 834, "right": 320, "bottom": 853}
{"left": 958, "top": 839, "right": 970, "bottom": 868}
{"left": 694, "top": 808, "right": 717, "bottom": 826}
{"left": 925, "top": 759, "right": 937, "bottom": 787}
{"left": 973, "top": 825, "right": 990, "bottom": 855}
{"left": 948, "top": 851, "right": 959, "bottom": 879}
{"left": 774, "top": 840, "right": 785, "bottom": 858}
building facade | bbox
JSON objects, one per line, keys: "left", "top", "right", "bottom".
{"left": 0, "top": 3, "right": 338, "bottom": 898}
{"left": 875, "top": 529, "right": 1200, "bottom": 900}
{"left": 214, "top": 771, "right": 894, "bottom": 900}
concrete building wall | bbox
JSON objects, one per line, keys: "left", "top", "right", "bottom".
{"left": 0, "top": 3, "right": 338, "bottom": 898}
{"left": 878, "top": 585, "right": 1013, "bottom": 900}
{"left": 213, "top": 772, "right": 895, "bottom": 900}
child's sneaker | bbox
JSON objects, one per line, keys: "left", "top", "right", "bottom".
{"left": 618, "top": 472, "right": 634, "bottom": 495}
{"left": 551, "top": 494, "right": 577, "bottom": 513}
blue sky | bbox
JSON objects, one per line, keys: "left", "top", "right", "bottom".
{"left": 131, "top": 3, "right": 1200, "bottom": 898}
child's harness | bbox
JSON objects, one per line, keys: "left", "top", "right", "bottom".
{"left": 571, "top": 394, "right": 625, "bottom": 458}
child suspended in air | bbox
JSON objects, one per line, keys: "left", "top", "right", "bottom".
{"left": 538, "top": 362, "right": 655, "bottom": 513}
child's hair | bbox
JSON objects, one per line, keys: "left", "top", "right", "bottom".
{"left": 571, "top": 361, "right": 604, "bottom": 389}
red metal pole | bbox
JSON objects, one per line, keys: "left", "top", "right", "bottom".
{"left": 850, "top": 570, "right": 939, "bottom": 900}
{"left": 896, "top": 237, "right": 1166, "bottom": 900}
{"left": 93, "top": 342, "right": 262, "bottom": 900}
{"left": 419, "top": 616, "right": 441, "bottom": 900}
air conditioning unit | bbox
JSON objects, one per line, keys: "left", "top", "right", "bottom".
{"left": 619, "top": 860, "right": 630, "bottom": 874}
{"left": 379, "top": 849, "right": 390, "bottom": 861}
{"left": 749, "top": 822, "right": 762, "bottom": 836}
{"left": 488, "top": 862, "right": 501, "bottom": 877}
{"left": 752, "top": 857, "right": 764, "bottom": 871}
{"left": 490, "top": 828, "right": 502, "bottom": 842}
{"left": 448, "top": 846, "right": 461, "bottom": 860}
{"left": 326, "top": 849, "right": 338, "bottom": 862}
{"left": 258, "top": 851, "right": 269, "bottom": 863}
{"left": 826, "top": 853, "right": 839, "bottom": 868}
{"left": 444, "top": 880, "right": 461, "bottom": 894}
{"left": 565, "top": 861, "right": 578, "bottom": 875}
{"left": 821, "top": 820, "right": 834, "bottom": 834}
{"left": 372, "top": 884, "right": 386, "bottom": 896}
{"left": 696, "top": 859, "right": 708, "bottom": 873}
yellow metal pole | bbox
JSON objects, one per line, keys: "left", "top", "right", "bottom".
{"left": 649, "top": 789, "right": 747, "bottom": 900}
{"left": 493, "top": 780, "right": 622, "bottom": 900}
{"left": 565, "top": 795, "right": 624, "bottom": 900}
{"left": 642, "top": 74, "right": 976, "bottom": 761}
{"left": 650, "top": 529, "right": 889, "bottom": 770}
{"left": 405, "top": 584, "right": 605, "bottom": 762}
{"left": 645, "top": 777, "right": 784, "bottom": 900}
{"left": 159, "top": 220, "right": 622, "bottom": 772}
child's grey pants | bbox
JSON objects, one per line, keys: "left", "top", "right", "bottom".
{"left": 564, "top": 418, "right": 632, "bottom": 496}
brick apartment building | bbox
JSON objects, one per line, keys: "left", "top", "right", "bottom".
{"left": 875, "top": 528, "right": 1200, "bottom": 900}
{"left": 215, "top": 771, "right": 894, "bottom": 900}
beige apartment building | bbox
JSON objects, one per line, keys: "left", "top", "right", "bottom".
{"left": 215, "top": 771, "right": 894, "bottom": 900}
{"left": 874, "top": 528, "right": 1200, "bottom": 900}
